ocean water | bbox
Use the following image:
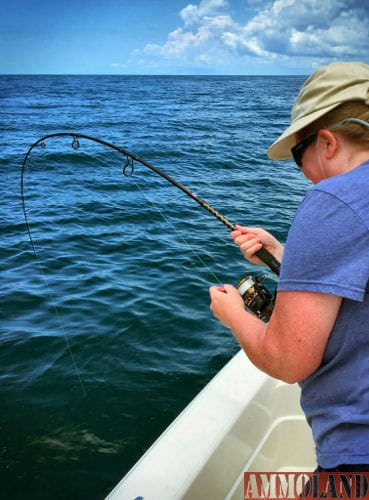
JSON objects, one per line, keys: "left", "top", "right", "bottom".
{"left": 1, "top": 75, "right": 310, "bottom": 499}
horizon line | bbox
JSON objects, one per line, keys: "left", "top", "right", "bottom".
{"left": 0, "top": 72, "right": 307, "bottom": 77}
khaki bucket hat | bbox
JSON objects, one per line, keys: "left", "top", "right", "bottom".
{"left": 268, "top": 61, "right": 369, "bottom": 160}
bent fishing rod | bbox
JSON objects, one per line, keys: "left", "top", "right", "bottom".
{"left": 21, "top": 132, "right": 280, "bottom": 276}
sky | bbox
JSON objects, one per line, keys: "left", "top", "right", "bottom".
{"left": 1, "top": 0, "right": 369, "bottom": 75}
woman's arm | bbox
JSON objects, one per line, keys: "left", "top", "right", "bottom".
{"left": 209, "top": 284, "right": 342, "bottom": 383}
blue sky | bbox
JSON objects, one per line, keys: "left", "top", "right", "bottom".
{"left": 2, "top": 0, "right": 369, "bottom": 74}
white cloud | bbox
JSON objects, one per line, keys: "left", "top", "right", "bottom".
{"left": 180, "top": 0, "right": 229, "bottom": 27}
{"left": 144, "top": 11, "right": 235, "bottom": 61}
{"left": 238, "top": 0, "right": 369, "bottom": 60}
{"left": 136, "top": 0, "right": 369, "bottom": 72}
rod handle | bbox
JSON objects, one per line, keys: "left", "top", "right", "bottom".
{"left": 255, "top": 246, "right": 280, "bottom": 276}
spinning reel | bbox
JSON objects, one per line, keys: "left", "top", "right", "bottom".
{"left": 236, "top": 274, "right": 275, "bottom": 322}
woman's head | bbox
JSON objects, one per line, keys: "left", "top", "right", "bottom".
{"left": 292, "top": 102, "right": 369, "bottom": 169}
{"left": 268, "top": 62, "right": 369, "bottom": 161}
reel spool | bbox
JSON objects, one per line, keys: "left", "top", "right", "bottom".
{"left": 236, "top": 275, "right": 274, "bottom": 322}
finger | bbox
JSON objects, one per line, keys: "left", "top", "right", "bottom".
{"left": 222, "top": 284, "right": 238, "bottom": 295}
{"left": 209, "top": 285, "right": 226, "bottom": 296}
{"left": 231, "top": 229, "right": 242, "bottom": 239}
{"left": 234, "top": 224, "right": 247, "bottom": 232}
{"left": 235, "top": 224, "right": 254, "bottom": 234}
{"left": 233, "top": 233, "right": 256, "bottom": 246}
{"left": 240, "top": 240, "right": 263, "bottom": 255}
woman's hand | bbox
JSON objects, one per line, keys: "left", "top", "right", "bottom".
{"left": 209, "top": 284, "right": 246, "bottom": 330}
{"left": 231, "top": 225, "right": 284, "bottom": 265}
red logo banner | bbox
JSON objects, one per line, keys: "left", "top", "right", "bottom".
{"left": 244, "top": 472, "right": 369, "bottom": 499}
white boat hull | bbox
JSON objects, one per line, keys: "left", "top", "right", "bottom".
{"left": 106, "top": 350, "right": 315, "bottom": 499}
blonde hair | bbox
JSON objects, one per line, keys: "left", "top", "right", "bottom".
{"left": 298, "top": 100, "right": 369, "bottom": 148}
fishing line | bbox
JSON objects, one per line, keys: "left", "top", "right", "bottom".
{"left": 21, "top": 132, "right": 281, "bottom": 276}
{"left": 128, "top": 175, "right": 225, "bottom": 286}
{"left": 20, "top": 180, "right": 87, "bottom": 398}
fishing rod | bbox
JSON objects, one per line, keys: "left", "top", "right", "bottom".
{"left": 21, "top": 132, "right": 281, "bottom": 277}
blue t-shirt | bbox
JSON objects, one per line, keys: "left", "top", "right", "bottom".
{"left": 277, "top": 160, "right": 369, "bottom": 468}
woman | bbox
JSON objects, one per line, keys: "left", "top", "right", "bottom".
{"left": 209, "top": 61, "right": 369, "bottom": 471}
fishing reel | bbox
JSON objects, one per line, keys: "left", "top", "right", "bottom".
{"left": 236, "top": 275, "right": 275, "bottom": 322}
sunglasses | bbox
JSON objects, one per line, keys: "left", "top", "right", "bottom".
{"left": 291, "top": 133, "right": 317, "bottom": 168}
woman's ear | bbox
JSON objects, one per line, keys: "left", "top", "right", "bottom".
{"left": 317, "top": 129, "right": 339, "bottom": 160}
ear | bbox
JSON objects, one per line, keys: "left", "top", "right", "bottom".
{"left": 317, "top": 129, "right": 338, "bottom": 160}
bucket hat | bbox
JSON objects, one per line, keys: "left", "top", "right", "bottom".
{"left": 268, "top": 61, "right": 369, "bottom": 160}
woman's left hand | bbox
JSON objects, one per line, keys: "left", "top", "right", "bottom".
{"left": 209, "top": 284, "right": 245, "bottom": 329}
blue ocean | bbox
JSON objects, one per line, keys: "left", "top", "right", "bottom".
{"left": 1, "top": 75, "right": 310, "bottom": 499}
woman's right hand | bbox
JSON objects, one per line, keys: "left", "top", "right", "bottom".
{"left": 231, "top": 225, "right": 284, "bottom": 265}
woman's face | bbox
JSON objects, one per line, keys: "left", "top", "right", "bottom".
{"left": 300, "top": 140, "right": 324, "bottom": 183}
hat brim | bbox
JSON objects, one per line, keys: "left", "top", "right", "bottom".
{"left": 267, "top": 101, "right": 342, "bottom": 160}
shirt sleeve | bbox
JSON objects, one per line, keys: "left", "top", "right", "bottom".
{"left": 277, "top": 189, "right": 369, "bottom": 301}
